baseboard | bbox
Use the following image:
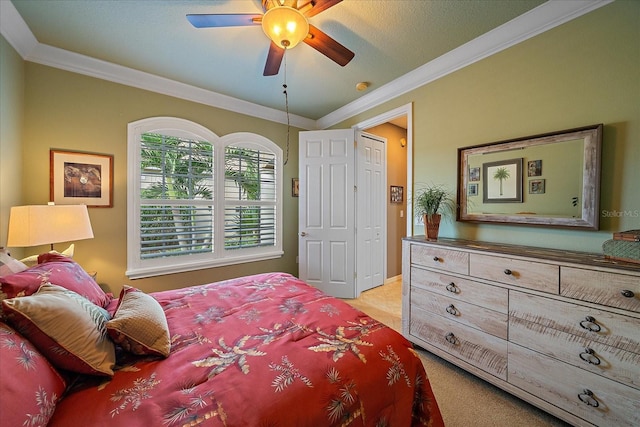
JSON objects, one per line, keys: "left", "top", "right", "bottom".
{"left": 384, "top": 275, "right": 402, "bottom": 285}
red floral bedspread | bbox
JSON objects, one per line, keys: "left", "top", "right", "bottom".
{"left": 49, "top": 273, "right": 443, "bottom": 426}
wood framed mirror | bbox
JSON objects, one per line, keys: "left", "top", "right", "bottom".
{"left": 457, "top": 124, "right": 602, "bottom": 229}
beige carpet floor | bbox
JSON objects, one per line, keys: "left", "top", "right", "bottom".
{"left": 343, "top": 279, "right": 572, "bottom": 427}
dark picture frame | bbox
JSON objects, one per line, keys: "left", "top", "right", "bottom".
{"left": 482, "top": 158, "right": 522, "bottom": 203}
{"left": 529, "top": 179, "right": 546, "bottom": 194}
{"left": 50, "top": 150, "right": 113, "bottom": 207}
{"left": 292, "top": 178, "right": 299, "bottom": 197}
{"left": 528, "top": 159, "right": 542, "bottom": 177}
{"left": 468, "top": 183, "right": 478, "bottom": 196}
{"left": 390, "top": 185, "right": 403, "bottom": 203}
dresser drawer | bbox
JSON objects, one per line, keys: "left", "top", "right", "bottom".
{"left": 410, "top": 267, "right": 508, "bottom": 313}
{"left": 410, "top": 244, "right": 469, "bottom": 275}
{"left": 410, "top": 307, "right": 507, "bottom": 380}
{"left": 510, "top": 316, "right": 640, "bottom": 390}
{"left": 561, "top": 267, "right": 640, "bottom": 313}
{"left": 510, "top": 291, "right": 640, "bottom": 355}
{"left": 411, "top": 286, "right": 508, "bottom": 339}
{"left": 509, "top": 343, "right": 640, "bottom": 427}
{"left": 470, "top": 253, "right": 559, "bottom": 294}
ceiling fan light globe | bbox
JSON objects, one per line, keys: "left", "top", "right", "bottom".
{"left": 262, "top": 6, "right": 309, "bottom": 49}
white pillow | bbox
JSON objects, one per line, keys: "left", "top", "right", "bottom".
{"left": 0, "top": 248, "right": 27, "bottom": 276}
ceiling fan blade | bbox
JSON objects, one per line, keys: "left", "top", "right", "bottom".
{"left": 264, "top": 42, "right": 285, "bottom": 76}
{"left": 304, "top": 24, "right": 354, "bottom": 66}
{"left": 186, "top": 14, "right": 262, "bottom": 28}
{"left": 302, "top": 0, "right": 342, "bottom": 18}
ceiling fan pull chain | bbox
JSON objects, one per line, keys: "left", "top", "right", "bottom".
{"left": 282, "top": 48, "right": 290, "bottom": 166}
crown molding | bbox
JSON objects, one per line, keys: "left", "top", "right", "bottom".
{"left": 0, "top": 1, "right": 316, "bottom": 131}
{"left": 0, "top": 0, "right": 38, "bottom": 56}
{"left": 316, "top": 0, "right": 613, "bottom": 129}
{"left": 25, "top": 43, "right": 316, "bottom": 130}
{"left": 2, "top": 0, "right": 612, "bottom": 131}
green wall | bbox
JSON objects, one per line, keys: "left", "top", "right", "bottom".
{"left": 465, "top": 139, "right": 583, "bottom": 217}
{"left": 9, "top": 62, "right": 300, "bottom": 295}
{"left": 0, "top": 36, "right": 25, "bottom": 258}
{"left": 335, "top": 0, "right": 639, "bottom": 253}
{"left": 2, "top": 1, "right": 638, "bottom": 294}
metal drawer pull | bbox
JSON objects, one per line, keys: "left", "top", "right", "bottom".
{"left": 446, "top": 304, "right": 459, "bottom": 316}
{"left": 579, "top": 348, "right": 601, "bottom": 365}
{"left": 433, "top": 256, "right": 440, "bottom": 262}
{"left": 579, "top": 316, "right": 602, "bottom": 332}
{"left": 621, "top": 289, "right": 635, "bottom": 298}
{"left": 578, "top": 389, "right": 599, "bottom": 407}
{"left": 503, "top": 269, "right": 512, "bottom": 275}
{"left": 446, "top": 282, "right": 459, "bottom": 293}
{"left": 445, "top": 332, "right": 459, "bottom": 345}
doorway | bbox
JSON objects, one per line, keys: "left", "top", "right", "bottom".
{"left": 297, "top": 104, "right": 412, "bottom": 298}
{"left": 355, "top": 103, "right": 412, "bottom": 282}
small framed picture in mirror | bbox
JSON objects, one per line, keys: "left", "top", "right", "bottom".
{"left": 529, "top": 179, "right": 545, "bottom": 194}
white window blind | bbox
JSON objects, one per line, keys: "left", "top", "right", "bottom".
{"left": 127, "top": 118, "right": 282, "bottom": 279}
{"left": 224, "top": 146, "right": 277, "bottom": 250}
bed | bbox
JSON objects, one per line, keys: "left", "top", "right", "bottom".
{"left": 0, "top": 253, "right": 443, "bottom": 427}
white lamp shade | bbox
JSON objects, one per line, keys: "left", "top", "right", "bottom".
{"left": 7, "top": 205, "right": 94, "bottom": 248}
{"left": 261, "top": 5, "right": 309, "bottom": 49}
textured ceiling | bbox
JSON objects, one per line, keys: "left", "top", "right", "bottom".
{"left": 9, "top": 0, "right": 552, "bottom": 121}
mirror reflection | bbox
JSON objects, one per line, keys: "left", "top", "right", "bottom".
{"left": 457, "top": 124, "right": 602, "bottom": 229}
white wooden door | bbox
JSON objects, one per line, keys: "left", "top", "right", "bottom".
{"left": 298, "top": 129, "right": 355, "bottom": 298}
{"left": 356, "top": 133, "right": 386, "bottom": 294}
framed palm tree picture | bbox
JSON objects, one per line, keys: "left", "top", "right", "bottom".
{"left": 482, "top": 158, "right": 522, "bottom": 203}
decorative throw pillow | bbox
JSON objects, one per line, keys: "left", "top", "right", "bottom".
{"left": 19, "top": 243, "right": 75, "bottom": 267}
{"left": 107, "top": 286, "right": 170, "bottom": 357}
{"left": 0, "top": 321, "right": 66, "bottom": 427}
{"left": 2, "top": 283, "right": 116, "bottom": 376}
{"left": 0, "top": 254, "right": 111, "bottom": 308}
{"left": 0, "top": 248, "right": 28, "bottom": 276}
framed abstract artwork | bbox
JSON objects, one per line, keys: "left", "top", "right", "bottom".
{"left": 50, "top": 150, "right": 113, "bottom": 207}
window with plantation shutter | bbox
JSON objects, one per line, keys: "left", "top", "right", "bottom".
{"left": 127, "top": 118, "right": 282, "bottom": 279}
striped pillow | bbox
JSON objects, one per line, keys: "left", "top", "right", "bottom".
{"left": 2, "top": 283, "right": 116, "bottom": 376}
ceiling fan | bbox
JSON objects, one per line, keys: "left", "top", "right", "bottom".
{"left": 187, "top": 0, "right": 355, "bottom": 76}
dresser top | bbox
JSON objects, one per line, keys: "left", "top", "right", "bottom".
{"left": 403, "top": 236, "right": 640, "bottom": 274}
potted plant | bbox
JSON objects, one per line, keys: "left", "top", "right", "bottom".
{"left": 414, "top": 184, "right": 455, "bottom": 240}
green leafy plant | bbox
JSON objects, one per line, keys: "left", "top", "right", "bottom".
{"left": 414, "top": 184, "right": 456, "bottom": 221}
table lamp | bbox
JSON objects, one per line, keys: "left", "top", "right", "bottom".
{"left": 7, "top": 204, "right": 94, "bottom": 253}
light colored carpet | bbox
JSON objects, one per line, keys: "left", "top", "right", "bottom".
{"left": 343, "top": 279, "right": 571, "bottom": 427}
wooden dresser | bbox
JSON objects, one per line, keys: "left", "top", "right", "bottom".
{"left": 402, "top": 237, "right": 640, "bottom": 427}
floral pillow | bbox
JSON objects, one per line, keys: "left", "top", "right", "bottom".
{"left": 0, "top": 321, "right": 66, "bottom": 427}
{"left": 2, "top": 283, "right": 116, "bottom": 376}
{"left": 107, "top": 286, "right": 171, "bottom": 357}
{"left": 0, "top": 254, "right": 111, "bottom": 309}
{"left": 0, "top": 248, "right": 28, "bottom": 276}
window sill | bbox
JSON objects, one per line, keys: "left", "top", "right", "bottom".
{"left": 126, "top": 250, "right": 284, "bottom": 280}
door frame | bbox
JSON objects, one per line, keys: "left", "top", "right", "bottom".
{"left": 353, "top": 103, "right": 414, "bottom": 238}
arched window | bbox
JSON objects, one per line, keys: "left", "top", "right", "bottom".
{"left": 127, "top": 117, "right": 282, "bottom": 279}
